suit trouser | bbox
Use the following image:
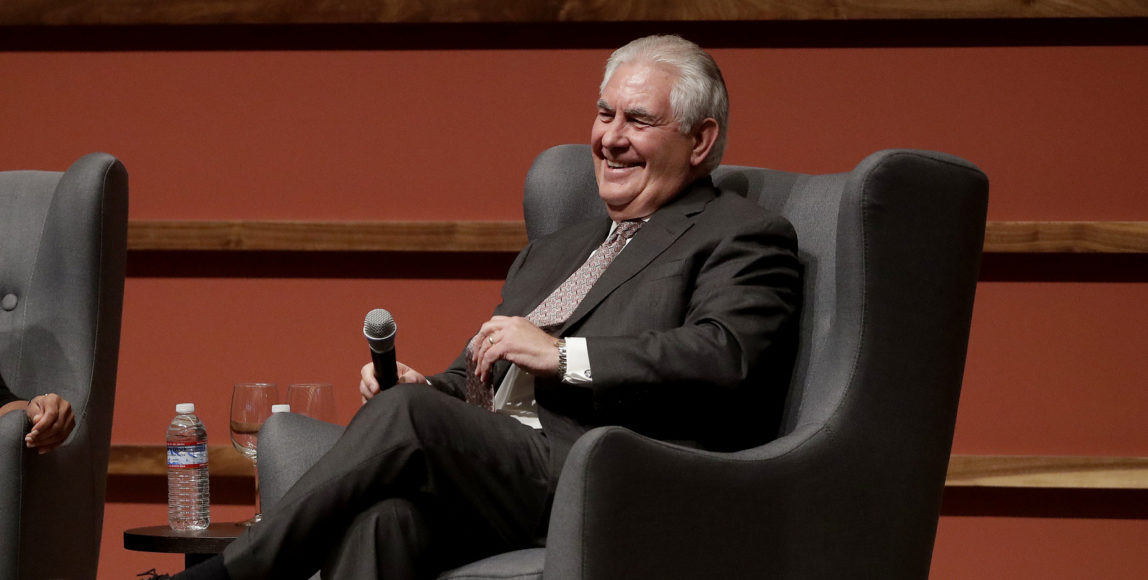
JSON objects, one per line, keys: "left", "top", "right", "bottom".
{"left": 222, "top": 383, "right": 554, "bottom": 580}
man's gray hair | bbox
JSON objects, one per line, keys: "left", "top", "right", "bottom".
{"left": 601, "top": 35, "right": 730, "bottom": 173}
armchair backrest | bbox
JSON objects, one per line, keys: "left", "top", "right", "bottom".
{"left": 0, "top": 153, "right": 129, "bottom": 580}
{"left": 524, "top": 144, "right": 988, "bottom": 576}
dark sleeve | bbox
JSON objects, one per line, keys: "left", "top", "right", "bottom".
{"left": 574, "top": 208, "right": 801, "bottom": 448}
{"left": 425, "top": 239, "right": 538, "bottom": 401}
{"left": 0, "top": 371, "right": 19, "bottom": 407}
{"left": 586, "top": 212, "right": 800, "bottom": 392}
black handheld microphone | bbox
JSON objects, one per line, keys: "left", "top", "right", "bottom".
{"left": 363, "top": 308, "right": 399, "bottom": 391}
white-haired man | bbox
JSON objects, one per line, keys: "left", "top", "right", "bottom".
{"left": 174, "top": 34, "right": 800, "bottom": 580}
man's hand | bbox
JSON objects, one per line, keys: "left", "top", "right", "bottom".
{"left": 24, "top": 394, "right": 75, "bottom": 454}
{"left": 471, "top": 316, "right": 560, "bottom": 382}
{"left": 360, "top": 361, "right": 428, "bottom": 404}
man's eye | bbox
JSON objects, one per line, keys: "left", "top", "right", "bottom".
{"left": 597, "top": 111, "right": 614, "bottom": 120}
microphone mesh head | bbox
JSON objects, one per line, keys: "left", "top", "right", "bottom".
{"left": 363, "top": 308, "right": 396, "bottom": 340}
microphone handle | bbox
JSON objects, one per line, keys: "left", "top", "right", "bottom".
{"left": 371, "top": 346, "right": 399, "bottom": 391}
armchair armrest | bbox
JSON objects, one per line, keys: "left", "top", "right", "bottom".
{"left": 544, "top": 425, "right": 829, "bottom": 580}
{"left": 1, "top": 411, "right": 29, "bottom": 578}
{"left": 258, "top": 413, "right": 345, "bottom": 512}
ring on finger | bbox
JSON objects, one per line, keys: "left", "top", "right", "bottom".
{"left": 488, "top": 335, "right": 496, "bottom": 345}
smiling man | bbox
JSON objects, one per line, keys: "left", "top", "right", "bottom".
{"left": 175, "top": 35, "right": 800, "bottom": 580}
{"left": 593, "top": 53, "right": 721, "bottom": 221}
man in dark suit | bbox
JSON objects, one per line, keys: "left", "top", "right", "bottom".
{"left": 176, "top": 34, "right": 800, "bottom": 580}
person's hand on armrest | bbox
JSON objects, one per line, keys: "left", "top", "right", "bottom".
{"left": 23, "top": 394, "right": 76, "bottom": 454}
{"left": 360, "top": 362, "right": 430, "bottom": 404}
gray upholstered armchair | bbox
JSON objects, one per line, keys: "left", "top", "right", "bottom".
{"left": 0, "top": 154, "right": 129, "bottom": 580}
{"left": 259, "top": 145, "right": 988, "bottom": 579}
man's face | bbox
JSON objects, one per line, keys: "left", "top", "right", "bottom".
{"left": 592, "top": 62, "right": 702, "bottom": 221}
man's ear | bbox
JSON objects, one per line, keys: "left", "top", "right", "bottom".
{"left": 689, "top": 118, "right": 720, "bottom": 168}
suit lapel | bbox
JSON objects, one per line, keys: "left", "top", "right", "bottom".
{"left": 516, "top": 218, "right": 612, "bottom": 317}
{"left": 557, "top": 179, "right": 717, "bottom": 334}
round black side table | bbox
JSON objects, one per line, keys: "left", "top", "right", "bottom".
{"left": 124, "top": 522, "right": 244, "bottom": 568}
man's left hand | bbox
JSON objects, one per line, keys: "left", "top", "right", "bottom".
{"left": 472, "top": 316, "right": 560, "bottom": 382}
{"left": 25, "top": 393, "right": 75, "bottom": 454}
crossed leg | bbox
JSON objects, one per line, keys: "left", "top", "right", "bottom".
{"left": 219, "top": 383, "right": 552, "bottom": 580}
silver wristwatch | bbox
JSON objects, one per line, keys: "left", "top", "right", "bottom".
{"left": 555, "top": 338, "right": 567, "bottom": 378}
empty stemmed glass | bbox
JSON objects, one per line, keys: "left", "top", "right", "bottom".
{"left": 230, "top": 382, "right": 279, "bottom": 526}
{"left": 287, "top": 383, "right": 337, "bottom": 423}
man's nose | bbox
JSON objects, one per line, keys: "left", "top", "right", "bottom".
{"left": 600, "top": 121, "right": 628, "bottom": 149}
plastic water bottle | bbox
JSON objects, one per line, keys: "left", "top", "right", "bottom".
{"left": 167, "top": 402, "right": 210, "bottom": 530}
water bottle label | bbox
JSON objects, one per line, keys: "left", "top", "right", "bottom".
{"left": 167, "top": 442, "right": 208, "bottom": 468}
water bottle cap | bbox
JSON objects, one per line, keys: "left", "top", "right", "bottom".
{"left": 272, "top": 404, "right": 291, "bottom": 413}
{"left": 175, "top": 403, "right": 195, "bottom": 414}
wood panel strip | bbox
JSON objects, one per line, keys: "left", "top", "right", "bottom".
{"left": 983, "top": 221, "right": 1148, "bottom": 253}
{"left": 4, "top": 0, "right": 1146, "bottom": 26}
{"left": 946, "top": 455, "right": 1148, "bottom": 489}
{"left": 126, "top": 220, "right": 1148, "bottom": 254}
{"left": 128, "top": 220, "right": 529, "bottom": 253}
{"left": 109, "top": 444, "right": 254, "bottom": 478}
{"left": 109, "top": 446, "right": 1148, "bottom": 489}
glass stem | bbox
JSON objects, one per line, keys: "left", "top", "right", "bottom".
{"left": 253, "top": 455, "right": 262, "bottom": 516}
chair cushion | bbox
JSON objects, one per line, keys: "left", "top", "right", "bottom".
{"left": 437, "top": 548, "right": 545, "bottom": 579}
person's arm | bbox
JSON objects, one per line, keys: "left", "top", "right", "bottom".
{"left": 426, "top": 239, "right": 542, "bottom": 400}
{"left": 477, "top": 208, "right": 798, "bottom": 395}
{"left": 584, "top": 212, "right": 800, "bottom": 396}
{"left": 0, "top": 400, "right": 27, "bottom": 416}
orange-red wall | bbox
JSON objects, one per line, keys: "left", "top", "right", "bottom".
{"left": 3, "top": 41, "right": 1146, "bottom": 578}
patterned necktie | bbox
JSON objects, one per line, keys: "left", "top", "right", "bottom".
{"left": 525, "top": 219, "right": 644, "bottom": 331}
{"left": 465, "top": 219, "right": 644, "bottom": 408}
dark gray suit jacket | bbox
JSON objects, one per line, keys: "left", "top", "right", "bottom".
{"left": 430, "top": 177, "right": 801, "bottom": 471}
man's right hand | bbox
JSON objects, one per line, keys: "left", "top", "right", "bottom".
{"left": 360, "top": 361, "right": 428, "bottom": 403}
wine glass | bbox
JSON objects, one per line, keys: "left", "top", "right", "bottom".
{"left": 230, "top": 382, "right": 279, "bottom": 526}
{"left": 287, "top": 383, "right": 337, "bottom": 423}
